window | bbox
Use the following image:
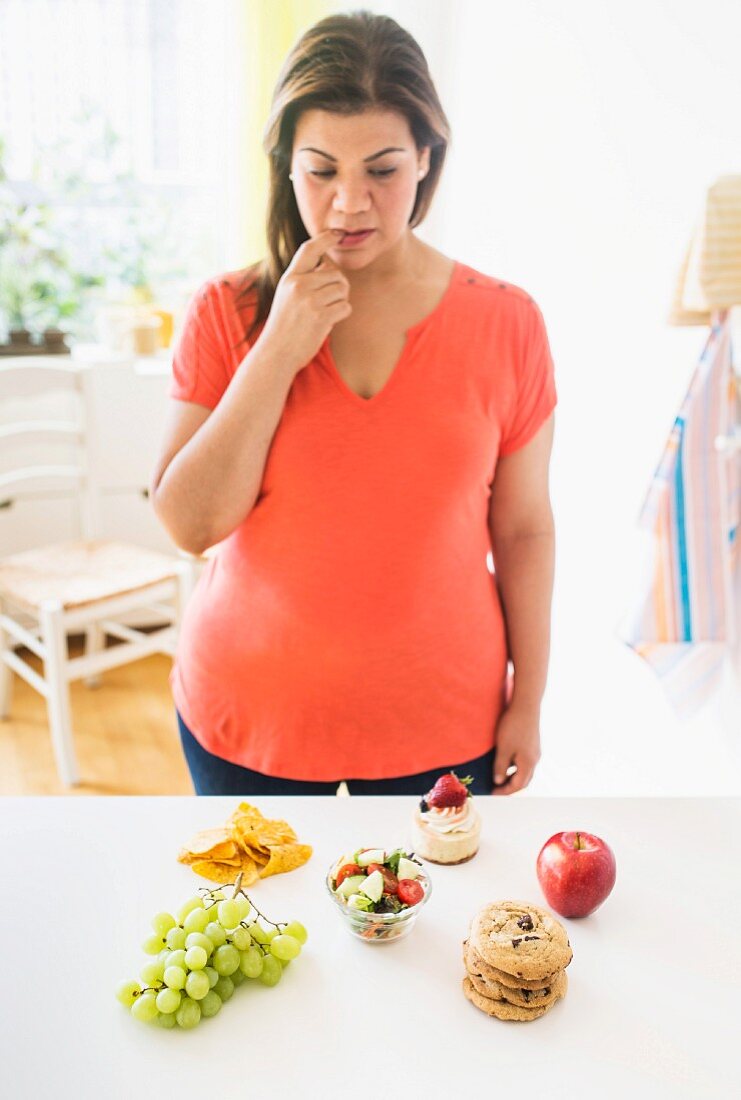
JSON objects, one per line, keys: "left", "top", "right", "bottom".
{"left": 0, "top": 0, "right": 234, "bottom": 320}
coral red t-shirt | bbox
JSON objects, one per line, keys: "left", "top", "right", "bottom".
{"left": 168, "top": 259, "right": 557, "bottom": 780}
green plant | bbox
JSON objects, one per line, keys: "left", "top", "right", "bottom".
{"left": 0, "top": 99, "right": 193, "bottom": 340}
{"left": 36, "top": 99, "right": 192, "bottom": 304}
{"left": 0, "top": 135, "right": 103, "bottom": 335}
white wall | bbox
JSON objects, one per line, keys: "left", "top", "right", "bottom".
{"left": 360, "top": 0, "right": 741, "bottom": 794}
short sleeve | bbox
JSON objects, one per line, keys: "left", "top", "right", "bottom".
{"left": 169, "top": 279, "right": 232, "bottom": 409}
{"left": 498, "top": 299, "right": 557, "bottom": 456}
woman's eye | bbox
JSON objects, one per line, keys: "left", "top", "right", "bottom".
{"left": 308, "top": 168, "right": 397, "bottom": 179}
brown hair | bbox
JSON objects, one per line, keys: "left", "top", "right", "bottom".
{"left": 231, "top": 9, "right": 451, "bottom": 348}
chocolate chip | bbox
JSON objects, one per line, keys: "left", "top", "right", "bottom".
{"left": 523, "top": 935, "right": 540, "bottom": 941}
{"left": 419, "top": 798, "right": 428, "bottom": 812}
{"left": 512, "top": 938, "right": 522, "bottom": 947}
{"left": 517, "top": 914, "right": 534, "bottom": 931}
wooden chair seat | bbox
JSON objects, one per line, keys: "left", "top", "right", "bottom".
{"left": 0, "top": 539, "right": 180, "bottom": 611}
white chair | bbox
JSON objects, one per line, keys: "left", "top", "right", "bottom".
{"left": 0, "top": 359, "right": 197, "bottom": 786}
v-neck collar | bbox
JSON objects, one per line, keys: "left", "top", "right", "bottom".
{"left": 318, "top": 259, "right": 462, "bottom": 408}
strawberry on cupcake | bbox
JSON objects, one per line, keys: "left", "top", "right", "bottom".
{"left": 411, "top": 771, "right": 482, "bottom": 865}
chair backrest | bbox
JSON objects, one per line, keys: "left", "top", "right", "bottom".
{"left": 0, "top": 359, "right": 99, "bottom": 547}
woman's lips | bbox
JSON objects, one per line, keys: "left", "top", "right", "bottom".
{"left": 335, "top": 229, "right": 375, "bottom": 247}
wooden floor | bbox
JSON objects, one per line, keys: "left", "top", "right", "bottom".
{"left": 0, "top": 643, "right": 193, "bottom": 795}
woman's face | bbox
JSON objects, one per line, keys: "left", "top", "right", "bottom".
{"left": 289, "top": 107, "right": 430, "bottom": 270}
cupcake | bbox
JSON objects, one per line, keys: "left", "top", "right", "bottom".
{"left": 411, "top": 772, "right": 481, "bottom": 865}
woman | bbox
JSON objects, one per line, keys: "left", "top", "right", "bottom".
{"left": 151, "top": 11, "right": 557, "bottom": 797}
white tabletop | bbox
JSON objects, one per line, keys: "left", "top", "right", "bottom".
{"left": 2, "top": 796, "right": 739, "bottom": 1099}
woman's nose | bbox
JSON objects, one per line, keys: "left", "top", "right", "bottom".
{"left": 331, "top": 178, "right": 372, "bottom": 214}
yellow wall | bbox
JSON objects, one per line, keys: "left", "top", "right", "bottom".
{"left": 237, "top": 0, "right": 333, "bottom": 265}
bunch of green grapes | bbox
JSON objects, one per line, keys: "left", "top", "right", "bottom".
{"left": 115, "top": 878, "right": 308, "bottom": 1030}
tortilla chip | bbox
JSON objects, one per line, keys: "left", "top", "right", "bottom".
{"left": 258, "top": 842, "right": 313, "bottom": 879}
{"left": 181, "top": 801, "right": 312, "bottom": 886}
{"left": 257, "top": 821, "right": 297, "bottom": 846}
{"left": 226, "top": 802, "right": 262, "bottom": 831}
{"left": 177, "top": 826, "right": 238, "bottom": 863}
{"left": 177, "top": 847, "right": 241, "bottom": 865}
{"left": 230, "top": 823, "right": 269, "bottom": 857}
{"left": 247, "top": 847, "right": 270, "bottom": 868}
{"left": 190, "top": 858, "right": 260, "bottom": 886}
{"left": 237, "top": 851, "right": 262, "bottom": 881}
{"left": 229, "top": 803, "right": 297, "bottom": 843}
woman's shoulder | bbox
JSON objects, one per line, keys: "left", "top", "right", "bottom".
{"left": 454, "top": 259, "right": 540, "bottom": 311}
{"left": 434, "top": 260, "right": 553, "bottom": 380}
{"left": 188, "top": 263, "right": 263, "bottom": 347}
{"left": 175, "top": 263, "right": 264, "bottom": 372}
{"left": 449, "top": 261, "right": 549, "bottom": 352}
{"left": 199, "top": 262, "right": 261, "bottom": 310}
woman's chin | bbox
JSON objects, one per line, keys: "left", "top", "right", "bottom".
{"left": 330, "top": 246, "right": 382, "bottom": 270}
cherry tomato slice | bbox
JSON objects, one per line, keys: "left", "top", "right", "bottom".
{"left": 335, "top": 862, "right": 363, "bottom": 886}
{"left": 397, "top": 878, "right": 424, "bottom": 906}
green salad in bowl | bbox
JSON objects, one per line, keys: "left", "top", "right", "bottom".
{"left": 326, "top": 847, "right": 431, "bottom": 942}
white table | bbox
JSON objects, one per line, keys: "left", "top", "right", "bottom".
{"left": 2, "top": 796, "right": 739, "bottom": 1098}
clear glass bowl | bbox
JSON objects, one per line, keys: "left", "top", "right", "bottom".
{"left": 325, "top": 862, "right": 432, "bottom": 944}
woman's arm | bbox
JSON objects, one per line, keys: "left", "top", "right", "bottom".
{"left": 488, "top": 412, "right": 556, "bottom": 793}
{"left": 150, "top": 230, "right": 351, "bottom": 554}
{"left": 150, "top": 342, "right": 301, "bottom": 555}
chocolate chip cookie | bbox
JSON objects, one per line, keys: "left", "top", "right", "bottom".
{"left": 470, "top": 900, "right": 572, "bottom": 981}
{"left": 462, "top": 939, "right": 557, "bottom": 990}
{"left": 467, "top": 965, "right": 567, "bottom": 1009}
{"left": 462, "top": 976, "right": 561, "bottom": 1021}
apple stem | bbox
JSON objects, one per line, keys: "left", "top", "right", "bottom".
{"left": 574, "top": 832, "right": 584, "bottom": 850}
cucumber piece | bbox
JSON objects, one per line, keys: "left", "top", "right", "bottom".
{"left": 359, "top": 869, "right": 384, "bottom": 903}
{"left": 397, "top": 857, "right": 421, "bottom": 881}
{"left": 336, "top": 874, "right": 366, "bottom": 898}
{"left": 356, "top": 848, "right": 385, "bottom": 867}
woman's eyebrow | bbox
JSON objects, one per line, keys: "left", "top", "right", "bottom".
{"left": 298, "top": 146, "right": 408, "bottom": 162}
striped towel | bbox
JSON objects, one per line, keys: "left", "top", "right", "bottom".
{"left": 620, "top": 311, "right": 740, "bottom": 715}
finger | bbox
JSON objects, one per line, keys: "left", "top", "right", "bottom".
{"left": 502, "top": 766, "right": 531, "bottom": 795}
{"left": 493, "top": 755, "right": 512, "bottom": 787}
{"left": 288, "top": 230, "right": 346, "bottom": 274}
{"left": 507, "top": 754, "right": 539, "bottom": 793}
{"left": 492, "top": 758, "right": 517, "bottom": 789}
{"left": 309, "top": 282, "right": 351, "bottom": 310}
{"left": 313, "top": 254, "right": 352, "bottom": 287}
{"left": 314, "top": 251, "right": 341, "bottom": 269}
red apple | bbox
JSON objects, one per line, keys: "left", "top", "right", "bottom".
{"left": 536, "top": 831, "right": 616, "bottom": 918}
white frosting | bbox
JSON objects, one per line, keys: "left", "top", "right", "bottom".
{"left": 420, "top": 800, "right": 475, "bottom": 834}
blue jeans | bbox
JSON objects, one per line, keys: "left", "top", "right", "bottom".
{"left": 177, "top": 711, "right": 496, "bottom": 796}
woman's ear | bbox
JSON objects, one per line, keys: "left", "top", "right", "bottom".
{"left": 417, "top": 146, "right": 431, "bottom": 179}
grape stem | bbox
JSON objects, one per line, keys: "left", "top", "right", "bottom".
{"left": 198, "top": 886, "right": 224, "bottom": 911}
{"left": 243, "top": 936, "right": 272, "bottom": 958}
{"left": 224, "top": 874, "right": 286, "bottom": 931}
{"left": 196, "top": 876, "right": 287, "bottom": 934}
{"left": 238, "top": 896, "right": 285, "bottom": 931}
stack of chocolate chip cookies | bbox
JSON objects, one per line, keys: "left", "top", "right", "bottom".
{"left": 462, "top": 900, "right": 572, "bottom": 1022}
